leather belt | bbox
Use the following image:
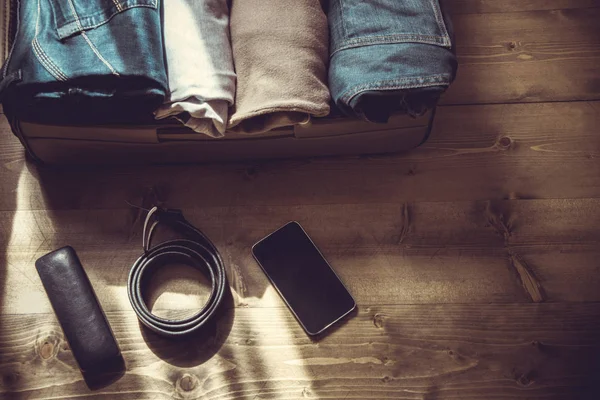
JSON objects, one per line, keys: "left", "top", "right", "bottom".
{"left": 127, "top": 206, "right": 227, "bottom": 337}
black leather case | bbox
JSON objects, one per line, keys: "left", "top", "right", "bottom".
{"left": 35, "top": 246, "right": 124, "bottom": 374}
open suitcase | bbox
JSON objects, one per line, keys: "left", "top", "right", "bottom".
{"left": 0, "top": 0, "right": 435, "bottom": 165}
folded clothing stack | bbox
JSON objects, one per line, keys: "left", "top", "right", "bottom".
{"left": 155, "top": 0, "right": 235, "bottom": 137}
{"left": 0, "top": 0, "right": 167, "bottom": 125}
{"left": 0, "top": 0, "right": 457, "bottom": 137}
{"left": 327, "top": 0, "right": 457, "bottom": 123}
{"left": 228, "top": 0, "right": 330, "bottom": 134}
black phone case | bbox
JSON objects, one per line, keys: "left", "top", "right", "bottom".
{"left": 35, "top": 246, "right": 123, "bottom": 374}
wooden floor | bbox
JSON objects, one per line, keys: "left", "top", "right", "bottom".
{"left": 1, "top": 0, "right": 600, "bottom": 399}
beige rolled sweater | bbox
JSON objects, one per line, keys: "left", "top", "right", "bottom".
{"left": 228, "top": 0, "right": 330, "bottom": 134}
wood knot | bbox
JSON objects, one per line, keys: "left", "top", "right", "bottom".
{"left": 40, "top": 341, "right": 54, "bottom": 360}
{"left": 373, "top": 313, "right": 386, "bottom": 329}
{"left": 507, "top": 41, "right": 518, "bottom": 50}
{"left": 37, "top": 336, "right": 60, "bottom": 360}
{"left": 497, "top": 136, "right": 513, "bottom": 150}
{"left": 509, "top": 253, "right": 546, "bottom": 303}
{"left": 178, "top": 374, "right": 197, "bottom": 392}
{"left": 530, "top": 340, "right": 544, "bottom": 350}
{"left": 302, "top": 387, "right": 312, "bottom": 397}
{"left": 447, "top": 349, "right": 466, "bottom": 363}
{"left": 381, "top": 376, "right": 392, "bottom": 383}
{"left": 517, "top": 373, "right": 533, "bottom": 387}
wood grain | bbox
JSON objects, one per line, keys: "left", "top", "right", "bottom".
{"left": 443, "top": 8, "right": 600, "bottom": 104}
{"left": 453, "top": 8, "right": 600, "bottom": 45}
{"left": 0, "top": 101, "right": 597, "bottom": 210}
{"left": 445, "top": 0, "right": 600, "bottom": 14}
{"left": 1, "top": 304, "right": 599, "bottom": 399}
{"left": 1, "top": 198, "right": 599, "bottom": 314}
{"left": 0, "top": 2, "right": 599, "bottom": 399}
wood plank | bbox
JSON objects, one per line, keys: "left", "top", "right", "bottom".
{"left": 1, "top": 304, "right": 599, "bottom": 399}
{"left": 3, "top": 199, "right": 599, "bottom": 252}
{"left": 448, "top": 46, "right": 600, "bottom": 104}
{"left": 1, "top": 102, "right": 598, "bottom": 209}
{"left": 445, "top": 0, "right": 600, "bottom": 14}
{"left": 0, "top": 119, "right": 24, "bottom": 164}
{"left": 1, "top": 198, "right": 599, "bottom": 314}
{"left": 0, "top": 4, "right": 596, "bottom": 399}
{"left": 443, "top": 8, "right": 600, "bottom": 104}
{"left": 7, "top": 244, "right": 599, "bottom": 313}
{"left": 453, "top": 8, "right": 600, "bottom": 45}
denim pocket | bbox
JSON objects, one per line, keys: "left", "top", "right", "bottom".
{"left": 331, "top": 0, "right": 451, "bottom": 53}
{"left": 50, "top": 0, "right": 157, "bottom": 39}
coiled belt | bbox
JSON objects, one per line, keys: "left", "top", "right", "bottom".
{"left": 127, "top": 207, "right": 227, "bottom": 337}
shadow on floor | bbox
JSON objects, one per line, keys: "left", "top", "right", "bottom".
{"left": 140, "top": 285, "right": 235, "bottom": 368}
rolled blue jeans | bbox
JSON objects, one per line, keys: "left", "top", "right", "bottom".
{"left": 327, "top": 0, "right": 458, "bottom": 122}
{"left": 0, "top": 0, "right": 167, "bottom": 124}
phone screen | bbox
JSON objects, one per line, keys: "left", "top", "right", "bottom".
{"left": 252, "top": 222, "right": 356, "bottom": 335}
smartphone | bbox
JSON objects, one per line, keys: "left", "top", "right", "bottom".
{"left": 252, "top": 221, "right": 356, "bottom": 335}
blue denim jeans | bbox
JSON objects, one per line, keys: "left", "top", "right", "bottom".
{"left": 327, "top": 0, "right": 458, "bottom": 122}
{"left": 0, "top": 0, "right": 167, "bottom": 124}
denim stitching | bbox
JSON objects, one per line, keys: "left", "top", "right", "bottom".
{"left": 429, "top": 0, "right": 450, "bottom": 46}
{"left": 340, "top": 74, "right": 451, "bottom": 104}
{"left": 66, "top": 0, "right": 84, "bottom": 31}
{"left": 63, "top": 0, "right": 120, "bottom": 75}
{"left": 3, "top": 0, "right": 20, "bottom": 78}
{"left": 33, "top": 40, "right": 67, "bottom": 81}
{"left": 331, "top": 34, "right": 449, "bottom": 57}
{"left": 33, "top": 1, "right": 67, "bottom": 80}
{"left": 34, "top": 0, "right": 41, "bottom": 38}
{"left": 81, "top": 31, "right": 120, "bottom": 76}
{"left": 331, "top": 0, "right": 452, "bottom": 55}
{"left": 343, "top": 81, "right": 449, "bottom": 105}
{"left": 346, "top": 74, "right": 451, "bottom": 93}
{"left": 111, "top": 0, "right": 124, "bottom": 12}
{"left": 32, "top": 0, "right": 56, "bottom": 79}
{"left": 56, "top": 0, "right": 157, "bottom": 38}
{"left": 33, "top": 39, "right": 67, "bottom": 81}
{"left": 32, "top": 0, "right": 68, "bottom": 81}
{"left": 57, "top": 4, "right": 157, "bottom": 38}
{"left": 32, "top": 40, "right": 59, "bottom": 80}
{"left": 57, "top": 0, "right": 156, "bottom": 26}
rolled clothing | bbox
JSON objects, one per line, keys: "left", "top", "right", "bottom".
{"left": 228, "top": 0, "right": 330, "bottom": 134}
{"left": 327, "top": 0, "right": 458, "bottom": 123}
{"left": 155, "top": 0, "right": 235, "bottom": 137}
{"left": 0, "top": 0, "right": 167, "bottom": 124}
